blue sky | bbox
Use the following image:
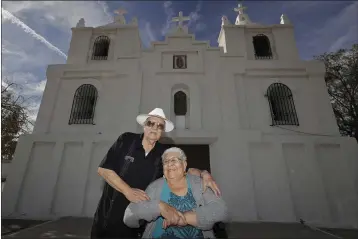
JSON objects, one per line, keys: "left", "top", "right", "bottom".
{"left": 1, "top": 1, "right": 357, "bottom": 123}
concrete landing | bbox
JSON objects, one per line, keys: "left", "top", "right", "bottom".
{"left": 3, "top": 217, "right": 358, "bottom": 239}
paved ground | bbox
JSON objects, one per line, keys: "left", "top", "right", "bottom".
{"left": 2, "top": 217, "right": 358, "bottom": 239}
{"left": 2, "top": 219, "right": 48, "bottom": 236}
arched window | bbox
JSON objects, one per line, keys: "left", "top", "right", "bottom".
{"left": 69, "top": 84, "right": 98, "bottom": 124}
{"left": 266, "top": 83, "right": 299, "bottom": 126}
{"left": 91, "top": 36, "right": 110, "bottom": 60}
{"left": 253, "top": 34, "right": 273, "bottom": 59}
{"left": 174, "top": 91, "right": 187, "bottom": 116}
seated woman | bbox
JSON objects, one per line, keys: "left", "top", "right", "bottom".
{"left": 123, "top": 147, "right": 229, "bottom": 238}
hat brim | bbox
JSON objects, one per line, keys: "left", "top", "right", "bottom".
{"left": 136, "top": 114, "right": 174, "bottom": 132}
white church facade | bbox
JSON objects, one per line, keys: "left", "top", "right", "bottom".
{"left": 3, "top": 4, "right": 358, "bottom": 229}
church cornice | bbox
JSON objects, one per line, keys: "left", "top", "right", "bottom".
{"left": 61, "top": 70, "right": 120, "bottom": 79}
{"left": 220, "top": 23, "right": 294, "bottom": 30}
{"left": 155, "top": 70, "right": 205, "bottom": 75}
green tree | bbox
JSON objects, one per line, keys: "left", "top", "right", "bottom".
{"left": 315, "top": 44, "right": 358, "bottom": 142}
{"left": 1, "top": 81, "right": 33, "bottom": 161}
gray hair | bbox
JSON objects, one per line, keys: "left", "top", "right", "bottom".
{"left": 162, "top": 147, "right": 187, "bottom": 162}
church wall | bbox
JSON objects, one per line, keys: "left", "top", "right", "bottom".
{"left": 282, "top": 143, "right": 332, "bottom": 225}
{"left": 209, "top": 131, "right": 260, "bottom": 222}
{"left": 241, "top": 76, "right": 324, "bottom": 134}
{"left": 37, "top": 60, "right": 143, "bottom": 135}
{"left": 2, "top": 123, "right": 358, "bottom": 228}
{"left": 66, "top": 29, "right": 93, "bottom": 65}
{"left": 271, "top": 26, "right": 300, "bottom": 60}
{"left": 203, "top": 131, "right": 358, "bottom": 227}
{"left": 248, "top": 141, "right": 296, "bottom": 222}
{"left": 114, "top": 27, "right": 142, "bottom": 58}
{"left": 33, "top": 65, "right": 64, "bottom": 134}
{"left": 308, "top": 75, "right": 341, "bottom": 135}
{"left": 220, "top": 26, "right": 247, "bottom": 57}
{"left": 201, "top": 50, "right": 223, "bottom": 130}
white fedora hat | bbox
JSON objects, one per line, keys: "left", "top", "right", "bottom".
{"left": 136, "top": 108, "right": 174, "bottom": 132}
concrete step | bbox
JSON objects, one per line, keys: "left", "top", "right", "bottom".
{"left": 3, "top": 217, "right": 358, "bottom": 239}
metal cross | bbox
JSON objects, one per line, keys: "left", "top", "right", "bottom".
{"left": 234, "top": 2, "right": 247, "bottom": 14}
{"left": 172, "top": 11, "right": 190, "bottom": 27}
{"left": 114, "top": 8, "right": 127, "bottom": 16}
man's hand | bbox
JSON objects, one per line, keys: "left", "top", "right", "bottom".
{"left": 201, "top": 171, "right": 221, "bottom": 196}
{"left": 159, "top": 202, "right": 187, "bottom": 227}
{"left": 123, "top": 188, "right": 150, "bottom": 203}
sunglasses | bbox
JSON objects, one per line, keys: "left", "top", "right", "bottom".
{"left": 145, "top": 120, "right": 165, "bottom": 131}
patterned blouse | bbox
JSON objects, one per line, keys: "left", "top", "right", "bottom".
{"left": 152, "top": 176, "right": 204, "bottom": 239}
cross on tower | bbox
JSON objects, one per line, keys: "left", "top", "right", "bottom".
{"left": 114, "top": 8, "right": 127, "bottom": 24}
{"left": 114, "top": 8, "right": 127, "bottom": 16}
{"left": 234, "top": 3, "right": 247, "bottom": 15}
{"left": 172, "top": 11, "right": 190, "bottom": 27}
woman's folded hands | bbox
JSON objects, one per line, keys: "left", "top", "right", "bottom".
{"left": 159, "top": 201, "right": 187, "bottom": 228}
{"left": 159, "top": 201, "right": 198, "bottom": 228}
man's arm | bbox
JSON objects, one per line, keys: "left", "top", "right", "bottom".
{"left": 187, "top": 168, "right": 221, "bottom": 196}
{"left": 123, "top": 181, "right": 161, "bottom": 228}
{"left": 98, "top": 168, "right": 131, "bottom": 194}
{"left": 187, "top": 168, "right": 202, "bottom": 176}
{"left": 98, "top": 133, "right": 148, "bottom": 202}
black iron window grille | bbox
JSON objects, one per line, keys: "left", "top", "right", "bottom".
{"left": 174, "top": 91, "right": 187, "bottom": 115}
{"left": 173, "top": 55, "right": 187, "bottom": 69}
{"left": 69, "top": 84, "right": 98, "bottom": 125}
{"left": 266, "top": 83, "right": 299, "bottom": 126}
{"left": 253, "top": 34, "right": 273, "bottom": 60}
{"left": 91, "top": 36, "right": 110, "bottom": 60}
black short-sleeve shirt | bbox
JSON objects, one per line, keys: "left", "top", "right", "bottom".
{"left": 99, "top": 132, "right": 167, "bottom": 185}
{"left": 95, "top": 132, "right": 169, "bottom": 228}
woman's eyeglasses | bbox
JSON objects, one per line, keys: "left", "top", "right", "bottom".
{"left": 145, "top": 120, "right": 165, "bottom": 131}
{"left": 163, "top": 157, "right": 181, "bottom": 166}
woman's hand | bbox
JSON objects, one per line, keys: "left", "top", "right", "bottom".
{"left": 159, "top": 201, "right": 187, "bottom": 227}
{"left": 123, "top": 188, "right": 150, "bottom": 203}
{"left": 183, "top": 211, "right": 198, "bottom": 227}
{"left": 162, "top": 216, "right": 187, "bottom": 229}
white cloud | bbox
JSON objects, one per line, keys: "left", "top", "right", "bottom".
{"left": 1, "top": 1, "right": 115, "bottom": 126}
{"left": 2, "top": 1, "right": 112, "bottom": 30}
{"left": 195, "top": 22, "right": 207, "bottom": 32}
{"left": 2, "top": 8, "right": 67, "bottom": 58}
{"left": 145, "top": 22, "right": 156, "bottom": 42}
{"left": 281, "top": 1, "right": 345, "bottom": 16}
{"left": 160, "top": 1, "right": 206, "bottom": 35}
{"left": 305, "top": 2, "right": 358, "bottom": 54}
{"left": 161, "top": 1, "right": 175, "bottom": 36}
{"left": 188, "top": 1, "right": 204, "bottom": 30}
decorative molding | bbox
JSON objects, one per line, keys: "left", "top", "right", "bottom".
{"left": 156, "top": 71, "right": 205, "bottom": 75}
{"left": 117, "top": 55, "right": 141, "bottom": 59}
{"left": 62, "top": 70, "right": 125, "bottom": 79}
{"left": 236, "top": 68, "right": 308, "bottom": 78}
{"left": 222, "top": 24, "right": 294, "bottom": 29}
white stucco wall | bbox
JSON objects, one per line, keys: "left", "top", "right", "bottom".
{"left": 3, "top": 23, "right": 358, "bottom": 229}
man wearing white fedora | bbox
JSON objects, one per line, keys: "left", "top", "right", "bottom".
{"left": 91, "top": 108, "right": 221, "bottom": 239}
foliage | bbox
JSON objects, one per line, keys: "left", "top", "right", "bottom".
{"left": 315, "top": 44, "right": 358, "bottom": 142}
{"left": 1, "top": 80, "right": 34, "bottom": 161}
